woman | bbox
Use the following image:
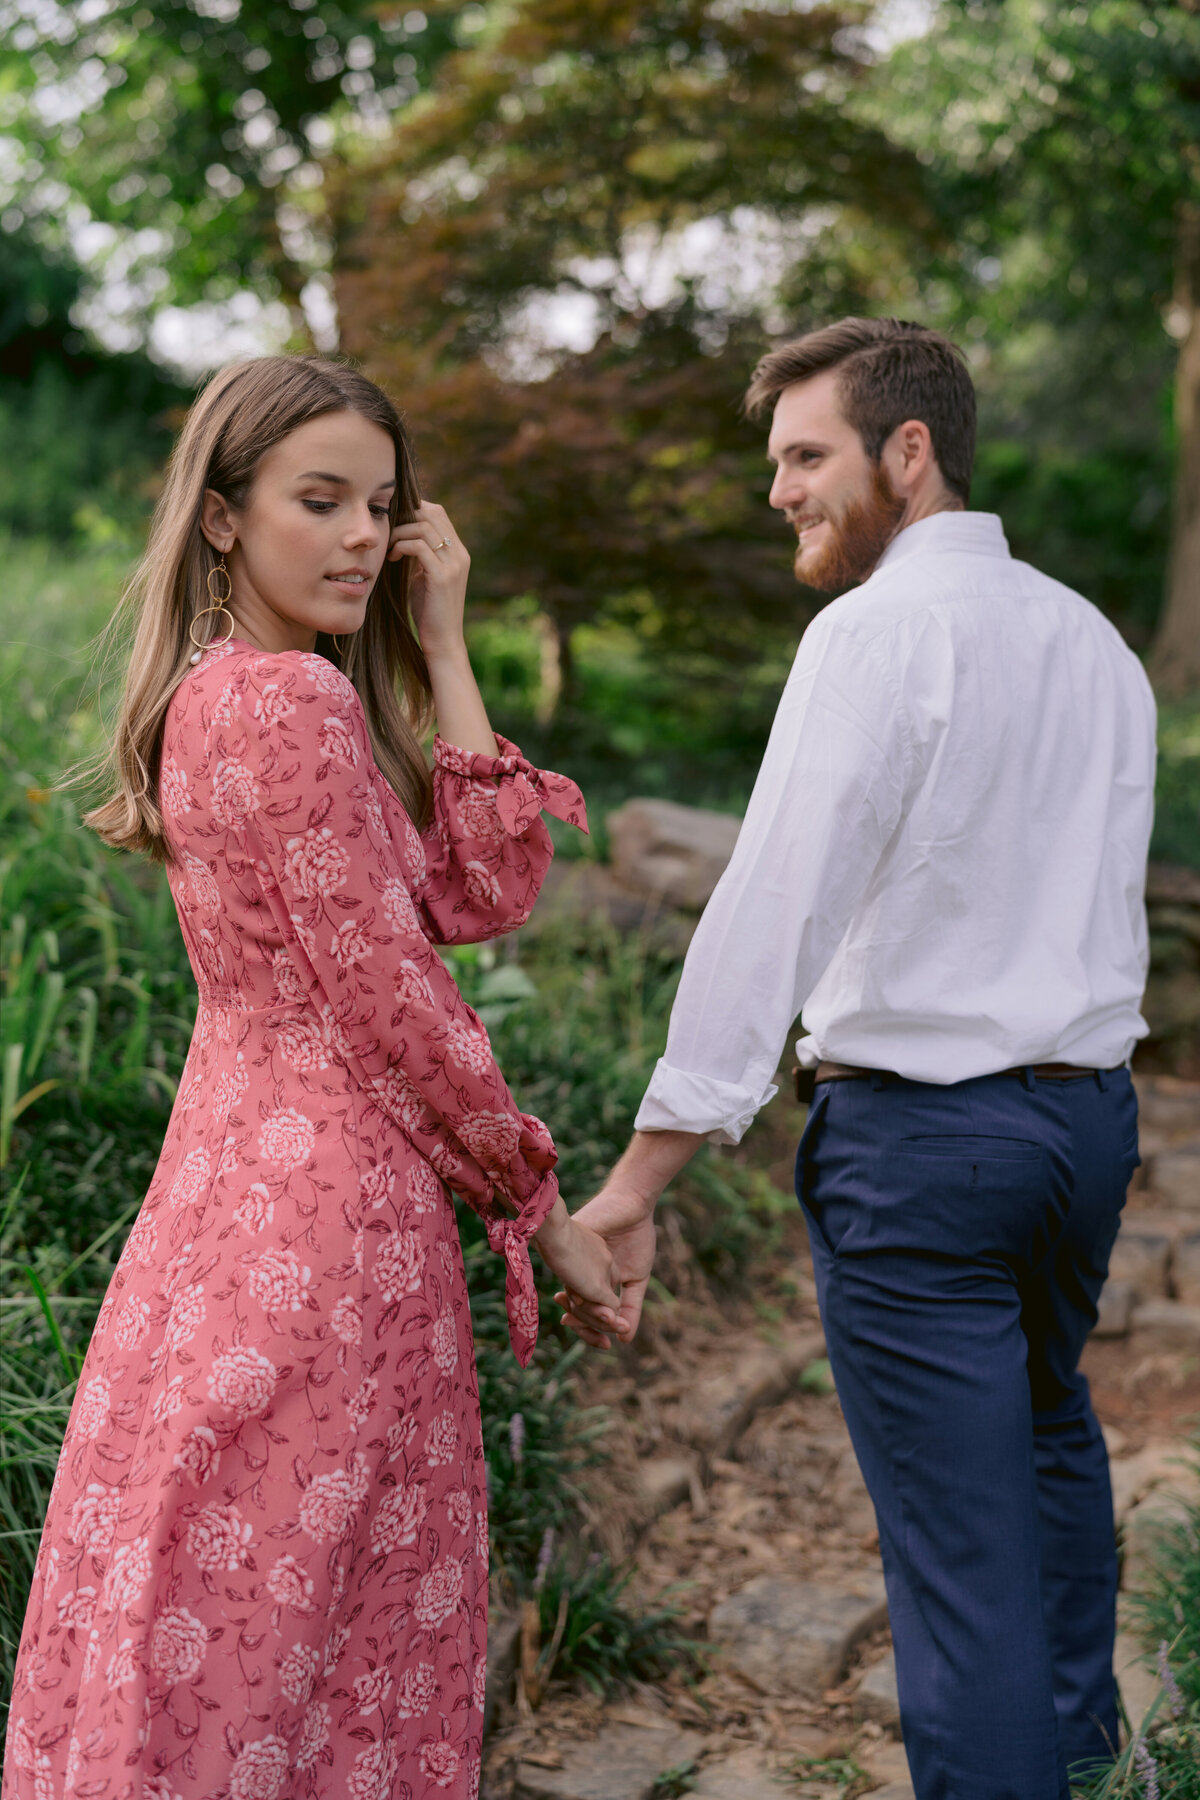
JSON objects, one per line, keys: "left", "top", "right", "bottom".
{"left": 5, "top": 356, "right": 621, "bottom": 1800}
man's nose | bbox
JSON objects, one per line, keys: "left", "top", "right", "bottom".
{"left": 768, "top": 467, "right": 802, "bottom": 512}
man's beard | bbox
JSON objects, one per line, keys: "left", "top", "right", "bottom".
{"left": 793, "top": 463, "right": 907, "bottom": 594}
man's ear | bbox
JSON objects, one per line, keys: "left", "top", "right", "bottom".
{"left": 200, "top": 489, "right": 237, "bottom": 553}
{"left": 881, "top": 419, "right": 935, "bottom": 494}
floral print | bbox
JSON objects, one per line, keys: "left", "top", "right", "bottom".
{"left": 5, "top": 639, "right": 585, "bottom": 1799}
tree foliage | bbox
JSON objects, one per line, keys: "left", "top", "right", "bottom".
{"left": 875, "top": 0, "right": 1200, "bottom": 664}
{"left": 0, "top": 0, "right": 462, "bottom": 307}
{"left": 334, "top": 0, "right": 937, "bottom": 698}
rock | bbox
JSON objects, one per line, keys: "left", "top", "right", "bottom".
{"left": 1146, "top": 863, "right": 1200, "bottom": 908}
{"left": 859, "top": 1740, "right": 912, "bottom": 1790}
{"left": 635, "top": 1456, "right": 695, "bottom": 1521}
{"left": 1151, "top": 1148, "right": 1200, "bottom": 1212}
{"left": 1129, "top": 1299, "right": 1200, "bottom": 1350}
{"left": 1114, "top": 1631, "right": 1161, "bottom": 1732}
{"left": 513, "top": 1724, "right": 703, "bottom": 1800}
{"left": 521, "top": 860, "right": 695, "bottom": 954}
{"left": 1132, "top": 1073, "right": 1200, "bottom": 1137}
{"left": 689, "top": 1749, "right": 795, "bottom": 1799}
{"left": 709, "top": 1576, "right": 888, "bottom": 1697}
{"left": 1092, "top": 1279, "right": 1135, "bottom": 1338}
{"left": 855, "top": 1649, "right": 901, "bottom": 1731}
{"left": 484, "top": 1608, "right": 521, "bottom": 1739}
{"left": 1107, "top": 1223, "right": 1172, "bottom": 1300}
{"left": 829, "top": 1445, "right": 877, "bottom": 1538}
{"left": 606, "top": 798, "right": 742, "bottom": 911}
{"left": 677, "top": 1329, "right": 826, "bottom": 1461}
{"left": 1122, "top": 1478, "right": 1200, "bottom": 1592}
{"left": 1109, "top": 1440, "right": 1199, "bottom": 1523}
{"left": 1173, "top": 1229, "right": 1200, "bottom": 1304}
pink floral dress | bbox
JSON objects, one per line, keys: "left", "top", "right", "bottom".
{"left": 5, "top": 640, "right": 586, "bottom": 1800}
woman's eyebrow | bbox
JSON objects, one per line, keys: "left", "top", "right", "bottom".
{"left": 296, "top": 471, "right": 397, "bottom": 489}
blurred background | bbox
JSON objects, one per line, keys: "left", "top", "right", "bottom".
{"left": 2, "top": 1, "right": 1199, "bottom": 1786}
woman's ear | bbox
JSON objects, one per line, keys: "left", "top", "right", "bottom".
{"left": 200, "top": 489, "right": 237, "bottom": 553}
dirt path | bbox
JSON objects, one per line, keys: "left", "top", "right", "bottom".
{"left": 483, "top": 1075, "right": 1200, "bottom": 1800}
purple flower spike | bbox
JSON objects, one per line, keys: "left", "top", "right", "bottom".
{"left": 1134, "top": 1739, "right": 1160, "bottom": 1800}
{"left": 508, "top": 1411, "right": 525, "bottom": 1468}
{"left": 1156, "top": 1640, "right": 1185, "bottom": 1718}
{"left": 534, "top": 1526, "right": 555, "bottom": 1592}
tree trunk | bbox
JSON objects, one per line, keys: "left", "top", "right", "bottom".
{"left": 549, "top": 612, "right": 577, "bottom": 717}
{"left": 1149, "top": 200, "right": 1200, "bottom": 698}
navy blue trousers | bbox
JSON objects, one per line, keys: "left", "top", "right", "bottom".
{"left": 795, "top": 1067, "right": 1139, "bottom": 1800}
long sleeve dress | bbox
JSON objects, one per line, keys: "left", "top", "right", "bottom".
{"left": 4, "top": 639, "right": 586, "bottom": 1800}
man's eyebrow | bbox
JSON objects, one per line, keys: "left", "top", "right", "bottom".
{"left": 296, "top": 471, "right": 397, "bottom": 489}
{"left": 767, "top": 439, "right": 831, "bottom": 464}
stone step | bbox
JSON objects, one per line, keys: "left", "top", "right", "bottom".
{"left": 709, "top": 1576, "right": 888, "bottom": 1698}
{"left": 1109, "top": 1440, "right": 1197, "bottom": 1522}
{"left": 1148, "top": 1146, "right": 1200, "bottom": 1213}
{"left": 854, "top": 1649, "right": 901, "bottom": 1732}
{"left": 1114, "top": 1631, "right": 1162, "bottom": 1732}
{"left": 1121, "top": 1474, "right": 1200, "bottom": 1592}
{"left": 688, "top": 1749, "right": 796, "bottom": 1799}
{"left": 1106, "top": 1221, "right": 1173, "bottom": 1300}
{"left": 1130, "top": 1298, "right": 1200, "bottom": 1351}
{"left": 513, "top": 1724, "right": 703, "bottom": 1800}
{"left": 484, "top": 1608, "right": 521, "bottom": 1739}
{"left": 1176, "top": 1228, "right": 1200, "bottom": 1303}
{"left": 674, "top": 1329, "right": 827, "bottom": 1464}
{"left": 1092, "top": 1279, "right": 1135, "bottom": 1338}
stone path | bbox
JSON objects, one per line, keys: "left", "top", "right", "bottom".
{"left": 483, "top": 1072, "right": 1200, "bottom": 1799}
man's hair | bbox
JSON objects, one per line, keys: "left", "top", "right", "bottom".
{"left": 745, "top": 317, "right": 976, "bottom": 504}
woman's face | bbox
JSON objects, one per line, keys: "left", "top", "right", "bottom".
{"left": 201, "top": 409, "right": 398, "bottom": 654}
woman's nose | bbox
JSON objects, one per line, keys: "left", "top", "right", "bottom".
{"left": 345, "top": 507, "right": 382, "bottom": 548}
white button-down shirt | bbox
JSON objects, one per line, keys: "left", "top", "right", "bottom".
{"left": 635, "top": 511, "right": 1157, "bottom": 1144}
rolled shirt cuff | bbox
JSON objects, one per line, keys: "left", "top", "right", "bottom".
{"left": 634, "top": 1059, "right": 778, "bottom": 1147}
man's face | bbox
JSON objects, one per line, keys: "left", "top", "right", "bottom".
{"left": 766, "top": 369, "right": 906, "bottom": 593}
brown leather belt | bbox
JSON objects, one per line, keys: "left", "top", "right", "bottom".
{"left": 815, "top": 1060, "right": 1103, "bottom": 1084}
{"left": 791, "top": 1060, "right": 1113, "bottom": 1102}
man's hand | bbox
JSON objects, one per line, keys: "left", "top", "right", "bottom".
{"left": 554, "top": 1184, "right": 657, "bottom": 1349}
{"left": 554, "top": 1129, "right": 704, "bottom": 1347}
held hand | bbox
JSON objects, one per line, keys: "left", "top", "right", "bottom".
{"left": 389, "top": 501, "right": 470, "bottom": 659}
{"left": 553, "top": 1185, "right": 657, "bottom": 1350}
{"left": 533, "top": 1204, "right": 623, "bottom": 1324}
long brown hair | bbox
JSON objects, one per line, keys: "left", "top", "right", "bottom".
{"left": 84, "top": 355, "right": 434, "bottom": 861}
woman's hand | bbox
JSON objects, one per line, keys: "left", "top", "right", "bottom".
{"left": 390, "top": 500, "right": 497, "bottom": 754}
{"left": 389, "top": 500, "right": 470, "bottom": 660}
{"left": 533, "top": 1199, "right": 624, "bottom": 1330}
{"left": 553, "top": 1184, "right": 657, "bottom": 1349}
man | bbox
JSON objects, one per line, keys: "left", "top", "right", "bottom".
{"left": 558, "top": 318, "right": 1155, "bottom": 1800}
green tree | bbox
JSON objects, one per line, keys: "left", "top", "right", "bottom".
{"left": 0, "top": 0, "right": 464, "bottom": 318}
{"left": 334, "top": 0, "right": 936, "bottom": 708}
{"left": 0, "top": 225, "right": 188, "bottom": 537}
{"left": 874, "top": 0, "right": 1200, "bottom": 685}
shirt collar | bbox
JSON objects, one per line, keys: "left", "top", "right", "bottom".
{"left": 873, "top": 510, "right": 1010, "bottom": 576}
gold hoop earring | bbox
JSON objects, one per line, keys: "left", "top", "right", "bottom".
{"left": 189, "top": 556, "right": 236, "bottom": 664}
